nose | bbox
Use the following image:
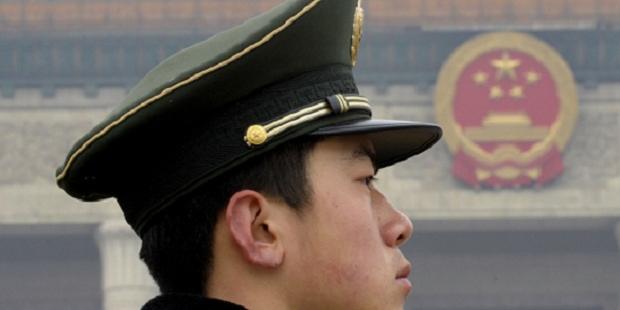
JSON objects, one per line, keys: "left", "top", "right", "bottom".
{"left": 374, "top": 190, "right": 414, "bottom": 247}
{"left": 390, "top": 209, "right": 413, "bottom": 247}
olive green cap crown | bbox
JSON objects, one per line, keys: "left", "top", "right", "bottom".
{"left": 55, "top": 0, "right": 442, "bottom": 235}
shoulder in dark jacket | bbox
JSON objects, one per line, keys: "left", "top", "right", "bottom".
{"left": 142, "top": 294, "right": 247, "bottom": 310}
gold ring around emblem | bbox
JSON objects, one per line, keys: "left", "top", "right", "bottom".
{"left": 245, "top": 125, "right": 268, "bottom": 146}
{"left": 351, "top": 0, "right": 364, "bottom": 66}
{"left": 434, "top": 31, "right": 578, "bottom": 165}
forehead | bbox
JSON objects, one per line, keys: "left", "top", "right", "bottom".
{"left": 308, "top": 135, "right": 377, "bottom": 170}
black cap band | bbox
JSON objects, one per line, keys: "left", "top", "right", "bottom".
{"left": 116, "top": 65, "right": 370, "bottom": 236}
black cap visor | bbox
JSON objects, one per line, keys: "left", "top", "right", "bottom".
{"left": 310, "top": 119, "right": 443, "bottom": 169}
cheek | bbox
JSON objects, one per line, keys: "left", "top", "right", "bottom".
{"left": 317, "top": 194, "right": 376, "bottom": 245}
{"left": 314, "top": 198, "right": 386, "bottom": 278}
{"left": 320, "top": 260, "right": 377, "bottom": 303}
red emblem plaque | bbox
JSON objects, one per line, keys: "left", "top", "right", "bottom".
{"left": 435, "top": 32, "right": 578, "bottom": 189}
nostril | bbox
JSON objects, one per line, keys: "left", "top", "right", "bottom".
{"left": 383, "top": 207, "right": 414, "bottom": 247}
{"left": 397, "top": 215, "right": 414, "bottom": 247}
{"left": 394, "top": 236, "right": 403, "bottom": 247}
{"left": 394, "top": 230, "right": 408, "bottom": 247}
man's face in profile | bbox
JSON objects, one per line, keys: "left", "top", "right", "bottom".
{"left": 282, "top": 135, "right": 414, "bottom": 310}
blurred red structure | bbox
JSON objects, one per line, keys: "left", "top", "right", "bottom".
{"left": 1, "top": 0, "right": 619, "bottom": 34}
{"left": 369, "top": 0, "right": 620, "bottom": 26}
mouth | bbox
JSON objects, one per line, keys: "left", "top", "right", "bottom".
{"left": 395, "top": 263, "right": 412, "bottom": 293}
{"left": 396, "top": 263, "right": 411, "bottom": 280}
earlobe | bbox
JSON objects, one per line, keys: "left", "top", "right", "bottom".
{"left": 225, "top": 190, "right": 285, "bottom": 268}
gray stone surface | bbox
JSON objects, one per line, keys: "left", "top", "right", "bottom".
{"left": 0, "top": 225, "right": 102, "bottom": 310}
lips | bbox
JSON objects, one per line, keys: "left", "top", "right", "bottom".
{"left": 396, "top": 263, "right": 411, "bottom": 280}
{"left": 395, "top": 263, "right": 413, "bottom": 293}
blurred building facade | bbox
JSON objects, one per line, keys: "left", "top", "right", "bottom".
{"left": 1, "top": 1, "right": 619, "bottom": 309}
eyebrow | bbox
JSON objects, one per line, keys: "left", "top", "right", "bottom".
{"left": 350, "top": 143, "right": 378, "bottom": 173}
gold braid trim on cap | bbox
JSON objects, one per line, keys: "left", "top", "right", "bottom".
{"left": 244, "top": 95, "right": 371, "bottom": 147}
{"left": 56, "top": 0, "right": 322, "bottom": 181}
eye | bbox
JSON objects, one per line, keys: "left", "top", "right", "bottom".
{"left": 364, "top": 175, "right": 378, "bottom": 187}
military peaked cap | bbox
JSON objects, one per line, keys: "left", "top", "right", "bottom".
{"left": 56, "top": 0, "right": 442, "bottom": 236}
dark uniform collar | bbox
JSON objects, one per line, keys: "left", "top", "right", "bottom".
{"left": 141, "top": 294, "right": 247, "bottom": 310}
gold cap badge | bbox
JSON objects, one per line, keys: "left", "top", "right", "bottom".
{"left": 351, "top": 0, "right": 364, "bottom": 66}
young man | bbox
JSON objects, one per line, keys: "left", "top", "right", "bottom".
{"left": 56, "top": 0, "right": 442, "bottom": 309}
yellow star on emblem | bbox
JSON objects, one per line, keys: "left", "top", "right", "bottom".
{"left": 525, "top": 71, "right": 541, "bottom": 84}
{"left": 473, "top": 71, "right": 489, "bottom": 85}
{"left": 509, "top": 85, "right": 524, "bottom": 98}
{"left": 491, "top": 52, "right": 520, "bottom": 80}
{"left": 490, "top": 85, "right": 504, "bottom": 99}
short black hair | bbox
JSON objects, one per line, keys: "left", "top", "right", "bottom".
{"left": 139, "top": 137, "right": 321, "bottom": 295}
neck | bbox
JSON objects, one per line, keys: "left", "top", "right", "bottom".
{"left": 207, "top": 226, "right": 290, "bottom": 310}
{"left": 207, "top": 282, "right": 288, "bottom": 310}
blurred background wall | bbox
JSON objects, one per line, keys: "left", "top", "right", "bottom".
{"left": 1, "top": 1, "right": 619, "bottom": 309}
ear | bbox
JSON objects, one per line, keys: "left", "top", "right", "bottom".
{"left": 225, "top": 190, "right": 285, "bottom": 268}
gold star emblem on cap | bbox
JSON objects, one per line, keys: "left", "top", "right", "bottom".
{"left": 491, "top": 52, "right": 520, "bottom": 80}
{"left": 351, "top": 0, "right": 364, "bottom": 66}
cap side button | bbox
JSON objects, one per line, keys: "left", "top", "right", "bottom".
{"left": 245, "top": 125, "right": 268, "bottom": 146}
